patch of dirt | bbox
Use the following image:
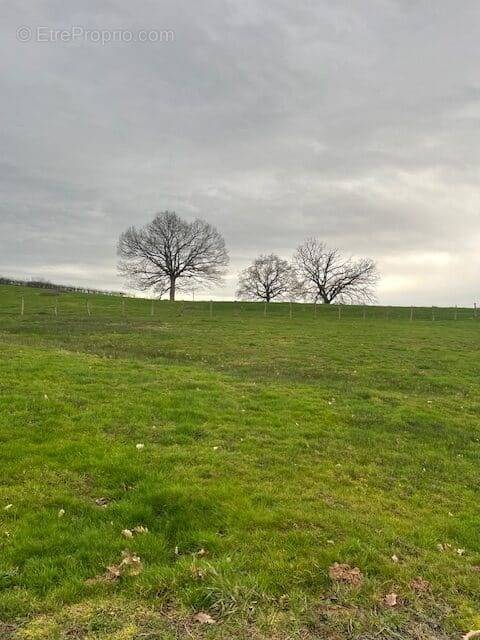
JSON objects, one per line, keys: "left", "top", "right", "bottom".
{"left": 0, "top": 622, "right": 17, "bottom": 639}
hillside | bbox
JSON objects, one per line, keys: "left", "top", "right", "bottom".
{"left": 0, "top": 285, "right": 479, "bottom": 639}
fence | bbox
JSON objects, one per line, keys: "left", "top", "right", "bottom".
{"left": 0, "top": 287, "right": 478, "bottom": 323}
{"left": 0, "top": 277, "right": 125, "bottom": 297}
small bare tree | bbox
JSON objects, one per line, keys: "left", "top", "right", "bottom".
{"left": 294, "top": 238, "right": 378, "bottom": 304}
{"left": 118, "top": 211, "right": 229, "bottom": 301}
{"left": 237, "top": 254, "right": 297, "bottom": 302}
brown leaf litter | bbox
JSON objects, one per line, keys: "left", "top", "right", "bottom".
{"left": 94, "top": 497, "right": 110, "bottom": 507}
{"left": 85, "top": 549, "right": 143, "bottom": 585}
{"left": 328, "top": 562, "right": 364, "bottom": 586}
{"left": 384, "top": 592, "right": 399, "bottom": 607}
{"left": 193, "top": 612, "right": 217, "bottom": 625}
{"left": 122, "top": 525, "right": 149, "bottom": 538}
{"left": 410, "top": 577, "right": 431, "bottom": 592}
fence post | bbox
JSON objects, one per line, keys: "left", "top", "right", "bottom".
{"left": 410, "top": 306, "right": 414, "bottom": 321}
{"left": 21, "top": 296, "right": 25, "bottom": 316}
{"left": 54, "top": 297, "right": 58, "bottom": 317}
{"left": 432, "top": 306, "right": 435, "bottom": 321}
{"left": 454, "top": 305, "right": 458, "bottom": 321}
{"left": 474, "top": 302, "right": 477, "bottom": 319}
{"left": 86, "top": 299, "right": 91, "bottom": 317}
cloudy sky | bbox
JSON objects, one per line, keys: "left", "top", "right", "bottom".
{"left": 1, "top": 1, "right": 479, "bottom": 304}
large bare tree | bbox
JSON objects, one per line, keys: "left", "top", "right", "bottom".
{"left": 294, "top": 238, "right": 378, "bottom": 304}
{"left": 118, "top": 211, "right": 229, "bottom": 301}
{"left": 237, "top": 253, "right": 297, "bottom": 302}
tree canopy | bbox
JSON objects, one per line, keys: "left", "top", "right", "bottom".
{"left": 118, "top": 211, "right": 229, "bottom": 301}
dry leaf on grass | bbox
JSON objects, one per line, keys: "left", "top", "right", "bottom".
{"left": 384, "top": 592, "right": 398, "bottom": 607}
{"left": 86, "top": 549, "right": 143, "bottom": 585}
{"left": 118, "top": 549, "right": 143, "bottom": 576}
{"left": 190, "top": 564, "right": 206, "bottom": 581}
{"left": 105, "top": 550, "right": 143, "bottom": 579}
{"left": 122, "top": 526, "right": 148, "bottom": 538}
{"left": 132, "top": 525, "right": 148, "bottom": 534}
{"left": 104, "top": 564, "right": 122, "bottom": 581}
{"left": 95, "top": 497, "right": 110, "bottom": 507}
{"left": 463, "top": 632, "right": 480, "bottom": 640}
{"left": 328, "top": 562, "right": 364, "bottom": 586}
{"left": 193, "top": 612, "right": 216, "bottom": 625}
{"left": 391, "top": 554, "right": 399, "bottom": 563}
{"left": 410, "top": 577, "right": 431, "bottom": 592}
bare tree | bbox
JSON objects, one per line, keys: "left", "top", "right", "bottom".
{"left": 237, "top": 254, "right": 297, "bottom": 302}
{"left": 294, "top": 238, "right": 378, "bottom": 304}
{"left": 118, "top": 211, "right": 229, "bottom": 301}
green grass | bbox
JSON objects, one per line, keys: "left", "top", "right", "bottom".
{"left": 0, "top": 285, "right": 479, "bottom": 639}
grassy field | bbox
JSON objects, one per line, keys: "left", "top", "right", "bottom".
{"left": 0, "top": 284, "right": 479, "bottom": 639}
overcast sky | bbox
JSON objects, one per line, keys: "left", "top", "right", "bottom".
{"left": 1, "top": 1, "right": 479, "bottom": 304}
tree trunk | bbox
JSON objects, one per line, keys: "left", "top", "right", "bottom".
{"left": 169, "top": 277, "right": 176, "bottom": 302}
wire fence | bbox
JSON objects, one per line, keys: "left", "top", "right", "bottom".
{"left": 0, "top": 288, "right": 478, "bottom": 323}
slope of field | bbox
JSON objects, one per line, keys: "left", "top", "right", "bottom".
{"left": 0, "top": 285, "right": 479, "bottom": 639}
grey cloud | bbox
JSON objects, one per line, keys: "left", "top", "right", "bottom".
{"left": 1, "top": 1, "right": 479, "bottom": 304}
